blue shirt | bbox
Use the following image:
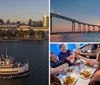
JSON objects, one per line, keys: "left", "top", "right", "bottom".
{"left": 58, "top": 50, "right": 71, "bottom": 61}
{"left": 50, "top": 60, "right": 65, "bottom": 68}
{"left": 50, "top": 59, "right": 72, "bottom": 68}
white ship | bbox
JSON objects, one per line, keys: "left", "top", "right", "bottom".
{"left": 0, "top": 49, "right": 29, "bottom": 78}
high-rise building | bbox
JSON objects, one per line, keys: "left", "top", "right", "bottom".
{"left": 43, "top": 15, "right": 49, "bottom": 27}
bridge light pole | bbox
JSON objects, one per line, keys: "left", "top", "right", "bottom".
{"left": 72, "top": 21, "right": 75, "bottom": 32}
{"left": 78, "top": 23, "right": 81, "bottom": 32}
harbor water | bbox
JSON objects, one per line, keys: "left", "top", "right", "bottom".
{"left": 0, "top": 41, "right": 48, "bottom": 85}
{"left": 51, "top": 33, "right": 100, "bottom": 42}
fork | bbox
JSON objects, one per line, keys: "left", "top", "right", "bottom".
{"left": 74, "top": 79, "right": 79, "bottom": 85}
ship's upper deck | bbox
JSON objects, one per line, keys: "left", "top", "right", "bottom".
{"left": 0, "top": 55, "right": 25, "bottom": 68}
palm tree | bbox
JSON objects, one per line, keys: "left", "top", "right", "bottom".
{"left": 0, "top": 19, "right": 4, "bottom": 25}
{"left": 6, "top": 19, "right": 10, "bottom": 24}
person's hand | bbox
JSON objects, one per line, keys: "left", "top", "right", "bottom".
{"left": 75, "top": 53, "right": 81, "bottom": 58}
{"left": 66, "top": 57, "right": 71, "bottom": 61}
{"left": 70, "top": 55, "right": 75, "bottom": 58}
{"left": 70, "top": 58, "right": 75, "bottom": 63}
{"left": 66, "top": 56, "right": 75, "bottom": 63}
{"left": 87, "top": 59, "right": 94, "bottom": 65}
{"left": 74, "top": 50, "right": 82, "bottom": 54}
{"left": 66, "top": 55, "right": 74, "bottom": 60}
{"left": 89, "top": 78, "right": 95, "bottom": 85}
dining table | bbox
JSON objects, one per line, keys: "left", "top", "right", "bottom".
{"left": 57, "top": 59, "right": 97, "bottom": 85}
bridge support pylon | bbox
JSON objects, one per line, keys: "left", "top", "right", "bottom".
{"left": 88, "top": 25, "right": 90, "bottom": 32}
{"left": 78, "top": 23, "right": 81, "bottom": 32}
{"left": 83, "top": 24, "right": 86, "bottom": 32}
{"left": 98, "top": 26, "right": 100, "bottom": 32}
{"left": 93, "top": 26, "right": 95, "bottom": 32}
{"left": 72, "top": 21, "right": 75, "bottom": 32}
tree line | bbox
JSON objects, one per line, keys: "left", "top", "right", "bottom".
{"left": 0, "top": 19, "right": 43, "bottom": 27}
{"left": 0, "top": 30, "right": 47, "bottom": 40}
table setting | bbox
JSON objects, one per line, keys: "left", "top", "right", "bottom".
{"left": 57, "top": 58, "right": 97, "bottom": 85}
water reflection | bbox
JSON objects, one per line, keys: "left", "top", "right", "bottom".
{"left": 51, "top": 33, "right": 100, "bottom": 42}
{"left": 0, "top": 41, "right": 48, "bottom": 85}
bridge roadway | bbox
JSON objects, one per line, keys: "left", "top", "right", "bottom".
{"left": 50, "top": 13, "right": 100, "bottom": 33}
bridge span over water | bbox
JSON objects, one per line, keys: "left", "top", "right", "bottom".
{"left": 50, "top": 13, "right": 100, "bottom": 34}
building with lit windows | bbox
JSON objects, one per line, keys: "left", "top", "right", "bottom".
{"left": 43, "top": 15, "right": 49, "bottom": 27}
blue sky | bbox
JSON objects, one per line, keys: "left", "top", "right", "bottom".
{"left": 0, "top": 0, "right": 48, "bottom": 23}
{"left": 51, "top": 0, "right": 100, "bottom": 32}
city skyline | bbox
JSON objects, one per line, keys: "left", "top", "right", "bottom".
{"left": 51, "top": 0, "right": 100, "bottom": 32}
{"left": 0, "top": 0, "right": 48, "bottom": 23}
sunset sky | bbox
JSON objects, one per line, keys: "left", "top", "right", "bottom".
{"left": 51, "top": 0, "right": 100, "bottom": 32}
{"left": 0, "top": 0, "right": 48, "bottom": 23}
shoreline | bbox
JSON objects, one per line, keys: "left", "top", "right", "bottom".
{"left": 50, "top": 32, "right": 100, "bottom": 35}
{"left": 0, "top": 39, "right": 48, "bottom": 42}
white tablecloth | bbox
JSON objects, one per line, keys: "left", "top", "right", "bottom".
{"left": 57, "top": 65, "right": 97, "bottom": 85}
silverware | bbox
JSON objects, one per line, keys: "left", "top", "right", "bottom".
{"left": 74, "top": 79, "right": 79, "bottom": 85}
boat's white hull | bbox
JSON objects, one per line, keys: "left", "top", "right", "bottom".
{"left": 0, "top": 64, "right": 29, "bottom": 76}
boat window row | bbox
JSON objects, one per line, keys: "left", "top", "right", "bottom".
{"left": 0, "top": 67, "right": 12, "bottom": 69}
{"left": 0, "top": 71, "right": 18, "bottom": 73}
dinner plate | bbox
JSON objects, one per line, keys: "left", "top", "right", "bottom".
{"left": 60, "top": 75, "right": 78, "bottom": 85}
{"left": 66, "top": 68, "right": 75, "bottom": 75}
{"left": 79, "top": 69, "right": 92, "bottom": 79}
{"left": 80, "top": 74, "right": 92, "bottom": 79}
